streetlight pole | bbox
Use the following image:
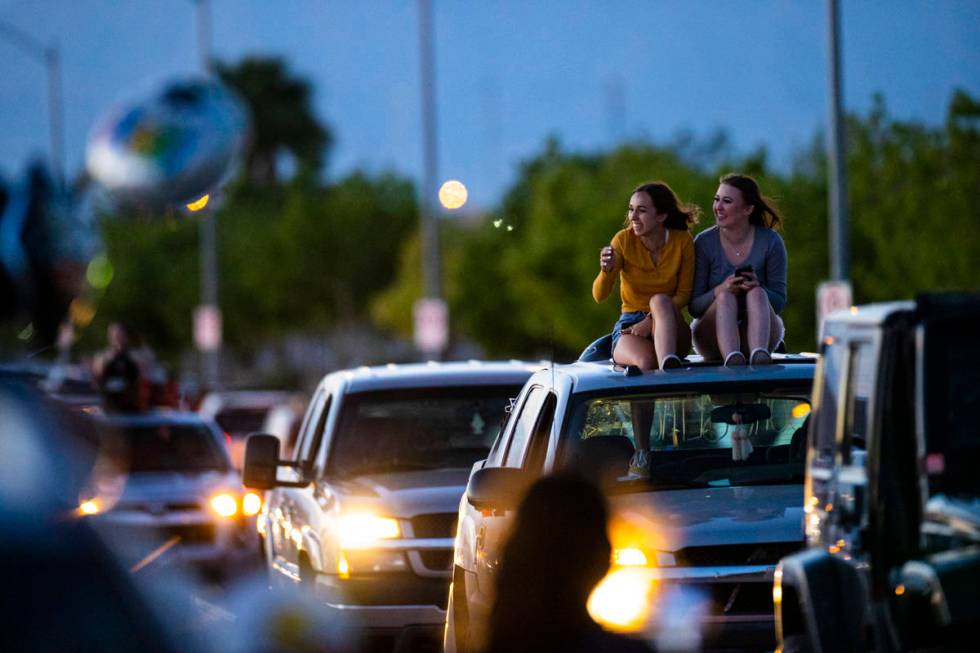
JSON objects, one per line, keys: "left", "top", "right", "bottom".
{"left": 414, "top": 0, "right": 448, "bottom": 359}
{"left": 193, "top": 0, "right": 221, "bottom": 389}
{"left": 0, "top": 19, "right": 65, "bottom": 184}
{"left": 826, "top": 0, "right": 849, "bottom": 282}
{"left": 417, "top": 0, "right": 441, "bottom": 302}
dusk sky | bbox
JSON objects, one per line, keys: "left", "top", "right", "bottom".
{"left": 1, "top": 1, "right": 978, "bottom": 210}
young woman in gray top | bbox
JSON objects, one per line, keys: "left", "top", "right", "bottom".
{"left": 690, "top": 173, "right": 787, "bottom": 366}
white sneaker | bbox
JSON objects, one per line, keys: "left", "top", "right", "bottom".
{"left": 625, "top": 449, "right": 650, "bottom": 480}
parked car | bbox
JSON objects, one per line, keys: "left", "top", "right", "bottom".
{"left": 241, "top": 360, "right": 541, "bottom": 652}
{"left": 80, "top": 410, "right": 262, "bottom": 581}
{"left": 774, "top": 294, "right": 980, "bottom": 652}
{"left": 198, "top": 390, "right": 300, "bottom": 468}
{"left": 446, "top": 353, "right": 816, "bottom": 652}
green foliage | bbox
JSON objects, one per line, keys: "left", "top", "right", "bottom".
{"left": 216, "top": 57, "right": 331, "bottom": 186}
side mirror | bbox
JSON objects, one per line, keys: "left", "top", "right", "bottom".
{"left": 465, "top": 466, "right": 531, "bottom": 512}
{"left": 243, "top": 433, "right": 305, "bottom": 490}
{"left": 711, "top": 403, "right": 771, "bottom": 424}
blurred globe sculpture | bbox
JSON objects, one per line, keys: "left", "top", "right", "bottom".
{"left": 86, "top": 77, "right": 250, "bottom": 211}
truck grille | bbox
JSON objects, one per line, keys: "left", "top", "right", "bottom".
{"left": 410, "top": 513, "right": 457, "bottom": 538}
{"left": 419, "top": 550, "right": 453, "bottom": 572}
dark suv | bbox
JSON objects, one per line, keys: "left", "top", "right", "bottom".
{"left": 242, "top": 361, "right": 539, "bottom": 652}
{"left": 446, "top": 354, "right": 816, "bottom": 652}
{"left": 774, "top": 294, "right": 980, "bottom": 652}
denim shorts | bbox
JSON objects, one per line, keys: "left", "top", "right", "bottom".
{"left": 610, "top": 311, "right": 649, "bottom": 352}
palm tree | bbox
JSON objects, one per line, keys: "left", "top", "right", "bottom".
{"left": 216, "top": 57, "right": 331, "bottom": 186}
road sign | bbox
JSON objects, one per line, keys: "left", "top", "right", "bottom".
{"left": 194, "top": 304, "right": 222, "bottom": 352}
{"left": 414, "top": 298, "right": 448, "bottom": 354}
{"left": 816, "top": 280, "right": 853, "bottom": 337}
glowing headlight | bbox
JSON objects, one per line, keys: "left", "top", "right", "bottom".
{"left": 587, "top": 568, "right": 655, "bottom": 632}
{"left": 338, "top": 513, "right": 400, "bottom": 547}
{"left": 242, "top": 492, "right": 262, "bottom": 516}
{"left": 210, "top": 493, "right": 238, "bottom": 517}
{"left": 78, "top": 499, "right": 100, "bottom": 515}
{"left": 613, "top": 547, "right": 648, "bottom": 567}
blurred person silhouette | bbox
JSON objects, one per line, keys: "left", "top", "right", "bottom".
{"left": 92, "top": 321, "right": 155, "bottom": 411}
{"left": 486, "top": 473, "right": 655, "bottom": 653}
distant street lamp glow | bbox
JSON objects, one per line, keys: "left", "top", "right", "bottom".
{"left": 438, "top": 179, "right": 467, "bottom": 209}
{"left": 186, "top": 193, "right": 210, "bottom": 211}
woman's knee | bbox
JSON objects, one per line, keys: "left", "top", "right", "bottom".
{"left": 649, "top": 293, "right": 673, "bottom": 314}
{"left": 746, "top": 286, "right": 770, "bottom": 309}
{"left": 715, "top": 291, "right": 738, "bottom": 311}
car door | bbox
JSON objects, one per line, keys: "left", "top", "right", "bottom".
{"left": 273, "top": 387, "right": 330, "bottom": 581}
{"left": 470, "top": 385, "right": 555, "bottom": 620}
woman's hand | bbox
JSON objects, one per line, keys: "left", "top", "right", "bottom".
{"left": 623, "top": 315, "right": 652, "bottom": 338}
{"left": 714, "top": 273, "right": 745, "bottom": 297}
{"left": 737, "top": 269, "right": 760, "bottom": 290}
{"left": 600, "top": 246, "right": 617, "bottom": 272}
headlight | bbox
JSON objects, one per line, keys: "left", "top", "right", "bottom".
{"left": 338, "top": 512, "right": 400, "bottom": 547}
{"left": 613, "top": 547, "right": 648, "bottom": 567}
{"left": 78, "top": 499, "right": 100, "bottom": 515}
{"left": 242, "top": 492, "right": 262, "bottom": 516}
{"left": 587, "top": 568, "right": 656, "bottom": 632}
{"left": 210, "top": 493, "right": 238, "bottom": 517}
{"left": 339, "top": 549, "right": 408, "bottom": 575}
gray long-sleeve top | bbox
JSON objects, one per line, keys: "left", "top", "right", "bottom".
{"left": 689, "top": 225, "right": 788, "bottom": 318}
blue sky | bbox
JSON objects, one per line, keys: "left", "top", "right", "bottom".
{"left": 1, "top": 1, "right": 978, "bottom": 210}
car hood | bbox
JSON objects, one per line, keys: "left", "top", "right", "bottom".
{"left": 608, "top": 484, "right": 804, "bottom": 551}
{"left": 108, "top": 470, "right": 238, "bottom": 505}
{"left": 334, "top": 468, "right": 471, "bottom": 518}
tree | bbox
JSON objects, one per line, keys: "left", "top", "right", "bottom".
{"left": 216, "top": 57, "right": 331, "bottom": 186}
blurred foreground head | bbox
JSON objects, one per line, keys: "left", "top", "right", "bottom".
{"left": 0, "top": 162, "right": 94, "bottom": 347}
{"left": 487, "top": 474, "right": 613, "bottom": 652}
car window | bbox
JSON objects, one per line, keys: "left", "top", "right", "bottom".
{"left": 298, "top": 394, "right": 330, "bottom": 469}
{"left": 843, "top": 340, "right": 875, "bottom": 463}
{"left": 327, "top": 385, "right": 519, "bottom": 476}
{"left": 810, "top": 337, "right": 847, "bottom": 469}
{"left": 503, "top": 387, "right": 548, "bottom": 468}
{"left": 924, "top": 318, "right": 980, "bottom": 499}
{"left": 566, "top": 386, "right": 811, "bottom": 488}
{"left": 98, "top": 422, "right": 229, "bottom": 472}
{"left": 293, "top": 389, "right": 324, "bottom": 463}
{"left": 213, "top": 408, "right": 267, "bottom": 439}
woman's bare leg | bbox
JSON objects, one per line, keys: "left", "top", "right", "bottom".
{"left": 704, "top": 292, "right": 740, "bottom": 360}
{"left": 650, "top": 294, "right": 691, "bottom": 367}
{"left": 613, "top": 334, "right": 657, "bottom": 371}
{"left": 745, "top": 286, "right": 773, "bottom": 353}
{"left": 693, "top": 303, "right": 721, "bottom": 361}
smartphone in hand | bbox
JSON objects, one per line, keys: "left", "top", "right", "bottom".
{"left": 735, "top": 265, "right": 753, "bottom": 279}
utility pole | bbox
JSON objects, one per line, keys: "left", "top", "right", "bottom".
{"left": 193, "top": 0, "right": 221, "bottom": 389}
{"left": 816, "top": 0, "right": 853, "bottom": 338}
{"left": 0, "top": 20, "right": 65, "bottom": 184}
{"left": 826, "top": 0, "right": 849, "bottom": 282}
{"left": 414, "top": 0, "right": 448, "bottom": 358}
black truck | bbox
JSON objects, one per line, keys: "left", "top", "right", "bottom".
{"left": 774, "top": 294, "right": 980, "bottom": 652}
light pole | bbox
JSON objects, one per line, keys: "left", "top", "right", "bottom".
{"left": 0, "top": 19, "right": 65, "bottom": 184}
{"left": 826, "top": 0, "right": 849, "bottom": 282}
{"left": 414, "top": 0, "right": 448, "bottom": 359}
{"left": 193, "top": 0, "right": 221, "bottom": 389}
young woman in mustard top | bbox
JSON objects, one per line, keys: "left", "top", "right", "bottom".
{"left": 593, "top": 181, "right": 699, "bottom": 370}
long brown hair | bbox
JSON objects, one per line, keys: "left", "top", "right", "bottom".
{"left": 718, "top": 173, "right": 782, "bottom": 230}
{"left": 628, "top": 181, "right": 700, "bottom": 230}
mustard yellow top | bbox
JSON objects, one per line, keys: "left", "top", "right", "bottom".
{"left": 592, "top": 227, "right": 695, "bottom": 312}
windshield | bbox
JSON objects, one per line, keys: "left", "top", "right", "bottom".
{"left": 98, "top": 422, "right": 230, "bottom": 473}
{"left": 328, "top": 386, "right": 518, "bottom": 476}
{"left": 566, "top": 386, "right": 811, "bottom": 489}
{"left": 214, "top": 408, "right": 267, "bottom": 439}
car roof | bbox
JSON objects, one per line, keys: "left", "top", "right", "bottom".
{"left": 330, "top": 360, "right": 547, "bottom": 393}
{"left": 537, "top": 353, "right": 816, "bottom": 395}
